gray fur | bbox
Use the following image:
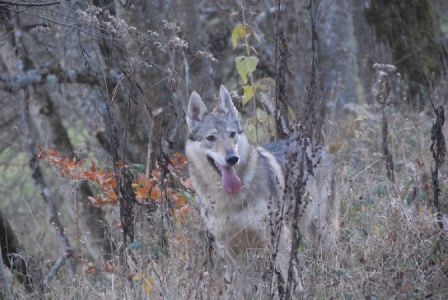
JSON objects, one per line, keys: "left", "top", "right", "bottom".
{"left": 185, "top": 85, "right": 339, "bottom": 289}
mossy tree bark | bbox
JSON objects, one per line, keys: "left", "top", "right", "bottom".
{"left": 0, "top": 210, "right": 36, "bottom": 294}
{"left": 365, "top": 0, "right": 447, "bottom": 104}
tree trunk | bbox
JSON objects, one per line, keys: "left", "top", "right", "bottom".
{"left": 28, "top": 86, "right": 116, "bottom": 262}
{"left": 318, "top": 0, "right": 359, "bottom": 137}
{"left": 365, "top": 0, "right": 447, "bottom": 104}
{"left": 0, "top": 210, "right": 36, "bottom": 294}
{"left": 0, "top": 14, "right": 115, "bottom": 265}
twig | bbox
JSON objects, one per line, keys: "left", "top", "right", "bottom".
{"left": 0, "top": 67, "right": 119, "bottom": 92}
{"left": 0, "top": 0, "right": 62, "bottom": 7}
{"left": 340, "top": 160, "right": 379, "bottom": 192}
{"left": 44, "top": 247, "right": 75, "bottom": 285}
{"left": 274, "top": 19, "right": 292, "bottom": 139}
{"left": 429, "top": 94, "right": 446, "bottom": 230}
{"left": 382, "top": 110, "right": 395, "bottom": 182}
{"left": 144, "top": 103, "right": 164, "bottom": 177}
{"left": 373, "top": 63, "right": 397, "bottom": 183}
{"left": 0, "top": 240, "right": 14, "bottom": 300}
{"left": 285, "top": 138, "right": 308, "bottom": 299}
{"left": 303, "top": 0, "right": 320, "bottom": 139}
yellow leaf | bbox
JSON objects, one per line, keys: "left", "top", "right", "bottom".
{"left": 143, "top": 275, "right": 153, "bottom": 294}
{"left": 242, "top": 85, "right": 254, "bottom": 105}
{"left": 231, "top": 24, "right": 245, "bottom": 49}
{"left": 133, "top": 272, "right": 144, "bottom": 281}
{"left": 235, "top": 56, "right": 259, "bottom": 84}
{"left": 182, "top": 251, "right": 189, "bottom": 261}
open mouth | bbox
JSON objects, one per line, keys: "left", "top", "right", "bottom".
{"left": 207, "top": 155, "right": 222, "bottom": 175}
{"left": 206, "top": 155, "right": 242, "bottom": 194}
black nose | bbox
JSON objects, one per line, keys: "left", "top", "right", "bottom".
{"left": 226, "top": 155, "right": 239, "bottom": 166}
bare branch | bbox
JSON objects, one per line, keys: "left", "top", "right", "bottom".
{"left": 0, "top": 0, "right": 62, "bottom": 7}
{"left": 0, "top": 67, "right": 123, "bottom": 91}
{"left": 0, "top": 210, "right": 35, "bottom": 293}
{"left": 44, "top": 246, "right": 75, "bottom": 285}
{"left": 430, "top": 104, "right": 446, "bottom": 230}
{"left": 0, "top": 238, "right": 14, "bottom": 300}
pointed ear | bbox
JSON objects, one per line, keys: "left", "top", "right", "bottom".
{"left": 187, "top": 91, "right": 207, "bottom": 128}
{"left": 218, "top": 85, "right": 238, "bottom": 119}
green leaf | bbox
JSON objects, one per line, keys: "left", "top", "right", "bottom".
{"left": 127, "top": 240, "right": 142, "bottom": 250}
{"left": 235, "top": 56, "right": 259, "bottom": 84}
{"left": 244, "top": 121, "right": 257, "bottom": 143}
{"left": 130, "top": 163, "right": 145, "bottom": 173}
{"left": 298, "top": 240, "right": 307, "bottom": 252}
{"left": 337, "top": 268, "right": 352, "bottom": 278}
{"left": 232, "top": 25, "right": 246, "bottom": 49}
{"left": 242, "top": 85, "right": 254, "bottom": 105}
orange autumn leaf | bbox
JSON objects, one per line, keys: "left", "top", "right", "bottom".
{"left": 170, "top": 159, "right": 181, "bottom": 167}
{"left": 171, "top": 153, "right": 187, "bottom": 167}
{"left": 100, "top": 198, "right": 118, "bottom": 205}
{"left": 48, "top": 148, "right": 60, "bottom": 158}
{"left": 84, "top": 171, "right": 97, "bottom": 182}
{"left": 40, "top": 147, "right": 193, "bottom": 220}
{"left": 137, "top": 173, "right": 151, "bottom": 190}
{"left": 37, "top": 145, "right": 47, "bottom": 160}
{"left": 174, "top": 205, "right": 190, "bottom": 222}
{"left": 176, "top": 205, "right": 189, "bottom": 215}
{"left": 176, "top": 196, "right": 186, "bottom": 207}
{"left": 102, "top": 261, "right": 117, "bottom": 273}
{"left": 151, "top": 169, "right": 161, "bottom": 177}
{"left": 180, "top": 178, "right": 194, "bottom": 190}
{"left": 135, "top": 187, "right": 150, "bottom": 200}
{"left": 114, "top": 220, "right": 122, "bottom": 229}
{"left": 50, "top": 155, "right": 63, "bottom": 164}
{"left": 106, "top": 190, "right": 118, "bottom": 199}
{"left": 103, "top": 176, "right": 117, "bottom": 189}
{"left": 88, "top": 195, "right": 117, "bottom": 206}
{"left": 150, "top": 186, "right": 161, "bottom": 200}
{"left": 117, "top": 160, "right": 125, "bottom": 168}
{"left": 83, "top": 263, "right": 96, "bottom": 275}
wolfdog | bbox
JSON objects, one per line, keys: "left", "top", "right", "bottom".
{"left": 185, "top": 85, "right": 339, "bottom": 290}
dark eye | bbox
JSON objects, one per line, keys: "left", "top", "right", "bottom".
{"left": 229, "top": 132, "right": 236, "bottom": 138}
{"left": 206, "top": 135, "right": 216, "bottom": 142}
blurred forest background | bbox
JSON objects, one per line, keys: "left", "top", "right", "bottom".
{"left": 1, "top": 0, "right": 448, "bottom": 299}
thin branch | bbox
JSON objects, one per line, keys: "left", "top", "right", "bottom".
{"left": 0, "top": 67, "right": 124, "bottom": 91}
{"left": 44, "top": 246, "right": 75, "bottom": 285}
{"left": 0, "top": 209, "right": 34, "bottom": 293}
{"left": 430, "top": 97, "right": 446, "bottom": 230}
{"left": 0, "top": 240, "right": 13, "bottom": 300}
{"left": 0, "top": 0, "right": 62, "bottom": 7}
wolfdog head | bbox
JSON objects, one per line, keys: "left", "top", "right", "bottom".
{"left": 186, "top": 85, "right": 244, "bottom": 194}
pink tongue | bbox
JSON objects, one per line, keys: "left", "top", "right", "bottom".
{"left": 221, "top": 166, "right": 241, "bottom": 194}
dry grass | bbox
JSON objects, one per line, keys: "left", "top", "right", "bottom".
{"left": 14, "top": 107, "right": 444, "bottom": 300}
{"left": 3, "top": 83, "right": 448, "bottom": 300}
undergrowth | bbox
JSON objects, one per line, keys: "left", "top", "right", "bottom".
{"left": 2, "top": 3, "right": 448, "bottom": 300}
{"left": 4, "top": 73, "right": 447, "bottom": 300}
